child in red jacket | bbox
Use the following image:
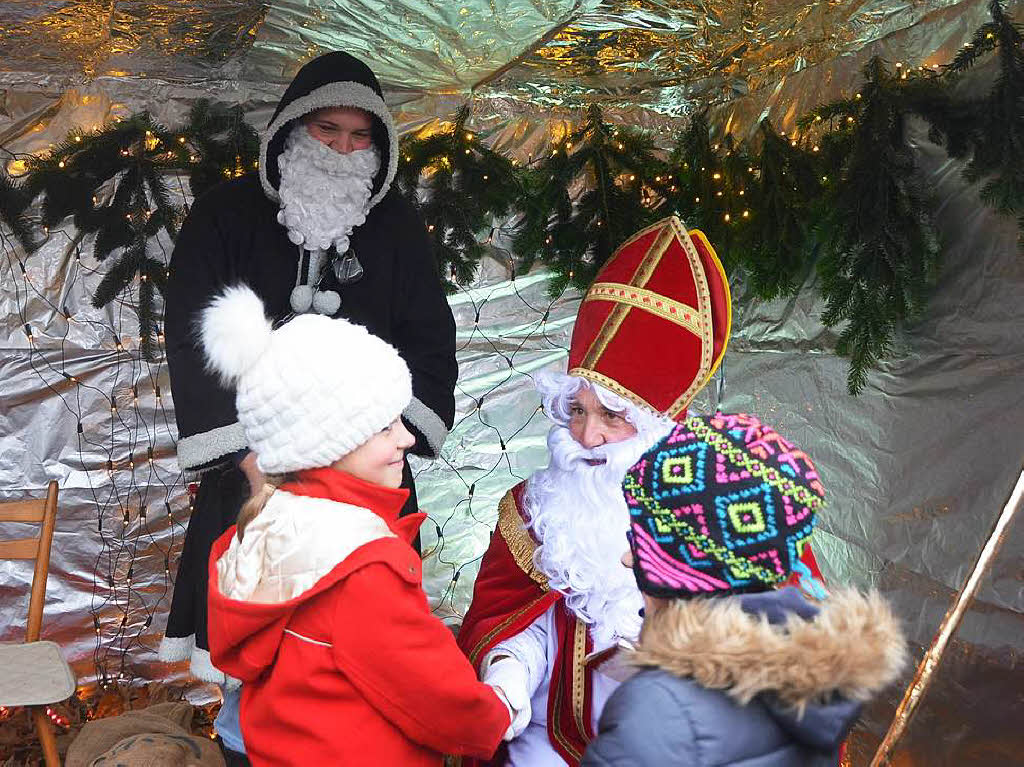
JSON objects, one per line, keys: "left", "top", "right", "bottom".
{"left": 200, "top": 285, "right": 518, "bottom": 766}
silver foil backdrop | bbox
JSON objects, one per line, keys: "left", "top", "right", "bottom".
{"left": 1, "top": 1, "right": 1023, "bottom": 763}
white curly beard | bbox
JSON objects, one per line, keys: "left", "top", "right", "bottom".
{"left": 276, "top": 124, "right": 380, "bottom": 253}
{"left": 524, "top": 419, "right": 672, "bottom": 648}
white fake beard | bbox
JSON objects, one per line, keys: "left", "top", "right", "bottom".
{"left": 524, "top": 423, "right": 670, "bottom": 648}
{"left": 276, "top": 124, "right": 380, "bottom": 253}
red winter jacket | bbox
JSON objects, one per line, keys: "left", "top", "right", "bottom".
{"left": 207, "top": 467, "right": 509, "bottom": 766}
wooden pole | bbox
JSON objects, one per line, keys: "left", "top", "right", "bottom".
{"left": 870, "top": 464, "right": 1024, "bottom": 766}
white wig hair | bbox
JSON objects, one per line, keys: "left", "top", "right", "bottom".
{"left": 534, "top": 370, "right": 673, "bottom": 440}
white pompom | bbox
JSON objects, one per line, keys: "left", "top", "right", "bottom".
{"left": 290, "top": 285, "right": 314, "bottom": 313}
{"left": 201, "top": 285, "right": 273, "bottom": 385}
{"left": 313, "top": 290, "right": 341, "bottom": 316}
{"left": 287, "top": 228, "right": 305, "bottom": 245}
{"left": 334, "top": 236, "right": 350, "bottom": 254}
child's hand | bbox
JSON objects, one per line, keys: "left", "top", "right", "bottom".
{"left": 483, "top": 658, "right": 532, "bottom": 740}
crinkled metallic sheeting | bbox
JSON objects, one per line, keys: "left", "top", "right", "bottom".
{"left": 0, "top": 221, "right": 199, "bottom": 695}
{"left": 714, "top": 0, "right": 1002, "bottom": 140}
{"left": 0, "top": 0, "right": 1006, "bottom": 128}
{"left": 1, "top": 3, "right": 1023, "bottom": 753}
{"left": 241, "top": 0, "right": 590, "bottom": 89}
{"left": 715, "top": 119, "right": 1024, "bottom": 761}
{"left": 0, "top": 1, "right": 267, "bottom": 80}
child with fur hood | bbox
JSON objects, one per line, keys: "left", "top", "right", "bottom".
{"left": 200, "top": 286, "right": 518, "bottom": 766}
{"left": 582, "top": 413, "right": 907, "bottom": 767}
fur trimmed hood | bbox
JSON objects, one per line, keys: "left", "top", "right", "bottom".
{"left": 259, "top": 51, "right": 398, "bottom": 208}
{"left": 632, "top": 587, "right": 908, "bottom": 711}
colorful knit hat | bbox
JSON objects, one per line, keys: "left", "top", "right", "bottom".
{"left": 622, "top": 413, "right": 825, "bottom": 598}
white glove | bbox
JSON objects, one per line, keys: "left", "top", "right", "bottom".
{"left": 483, "top": 657, "right": 533, "bottom": 741}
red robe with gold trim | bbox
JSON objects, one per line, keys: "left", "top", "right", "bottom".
{"left": 456, "top": 481, "right": 826, "bottom": 767}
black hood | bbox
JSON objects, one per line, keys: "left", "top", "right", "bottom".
{"left": 258, "top": 51, "right": 398, "bottom": 208}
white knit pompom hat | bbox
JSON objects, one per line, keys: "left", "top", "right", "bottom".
{"left": 200, "top": 284, "right": 412, "bottom": 474}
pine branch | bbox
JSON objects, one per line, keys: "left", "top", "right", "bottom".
{"left": 742, "top": 120, "right": 822, "bottom": 299}
{"left": 92, "top": 238, "right": 145, "bottom": 309}
{"left": 513, "top": 104, "right": 664, "bottom": 293}
{"left": 0, "top": 171, "right": 36, "bottom": 251}
{"left": 396, "top": 104, "right": 519, "bottom": 290}
{"left": 661, "top": 112, "right": 755, "bottom": 271}
{"left": 941, "top": 0, "right": 1024, "bottom": 218}
{"left": 811, "top": 57, "right": 942, "bottom": 393}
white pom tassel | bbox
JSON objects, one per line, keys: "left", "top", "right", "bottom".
{"left": 313, "top": 290, "right": 341, "bottom": 316}
{"left": 201, "top": 285, "right": 273, "bottom": 386}
{"left": 290, "top": 285, "right": 314, "bottom": 313}
{"left": 287, "top": 229, "right": 305, "bottom": 246}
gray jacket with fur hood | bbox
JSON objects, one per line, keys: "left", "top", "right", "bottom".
{"left": 582, "top": 587, "right": 906, "bottom": 767}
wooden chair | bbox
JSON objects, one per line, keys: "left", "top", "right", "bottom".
{"left": 0, "top": 481, "right": 76, "bottom": 766}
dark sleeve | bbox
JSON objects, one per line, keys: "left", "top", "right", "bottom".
{"left": 330, "top": 560, "right": 509, "bottom": 758}
{"left": 391, "top": 198, "right": 458, "bottom": 458}
{"left": 582, "top": 674, "right": 697, "bottom": 767}
{"left": 164, "top": 187, "right": 248, "bottom": 470}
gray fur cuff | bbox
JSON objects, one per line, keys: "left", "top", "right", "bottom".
{"left": 176, "top": 422, "right": 248, "bottom": 470}
{"left": 403, "top": 397, "right": 449, "bottom": 458}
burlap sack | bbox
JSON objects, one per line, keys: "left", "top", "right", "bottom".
{"left": 65, "top": 701, "right": 225, "bottom": 767}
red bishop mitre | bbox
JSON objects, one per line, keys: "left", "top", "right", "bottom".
{"left": 567, "top": 216, "right": 732, "bottom": 420}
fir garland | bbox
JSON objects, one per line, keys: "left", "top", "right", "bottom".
{"left": 395, "top": 105, "right": 518, "bottom": 291}
{"left": 801, "top": 58, "right": 941, "bottom": 394}
{"left": 1, "top": 1, "right": 1019, "bottom": 387}
{"left": 3, "top": 101, "right": 257, "bottom": 359}
{"left": 0, "top": 170, "right": 35, "bottom": 252}
{"left": 743, "top": 120, "right": 823, "bottom": 299}
{"left": 660, "top": 112, "right": 756, "bottom": 273}
{"left": 512, "top": 104, "right": 663, "bottom": 295}
{"left": 944, "top": 0, "right": 1024, "bottom": 235}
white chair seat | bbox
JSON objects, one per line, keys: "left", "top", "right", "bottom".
{"left": 0, "top": 641, "right": 76, "bottom": 706}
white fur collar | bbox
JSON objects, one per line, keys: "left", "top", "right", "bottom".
{"left": 215, "top": 490, "right": 394, "bottom": 604}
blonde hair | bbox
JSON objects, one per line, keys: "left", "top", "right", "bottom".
{"left": 236, "top": 475, "right": 290, "bottom": 541}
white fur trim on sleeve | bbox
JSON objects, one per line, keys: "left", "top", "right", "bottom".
{"left": 176, "top": 422, "right": 248, "bottom": 470}
{"left": 403, "top": 396, "right": 449, "bottom": 458}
